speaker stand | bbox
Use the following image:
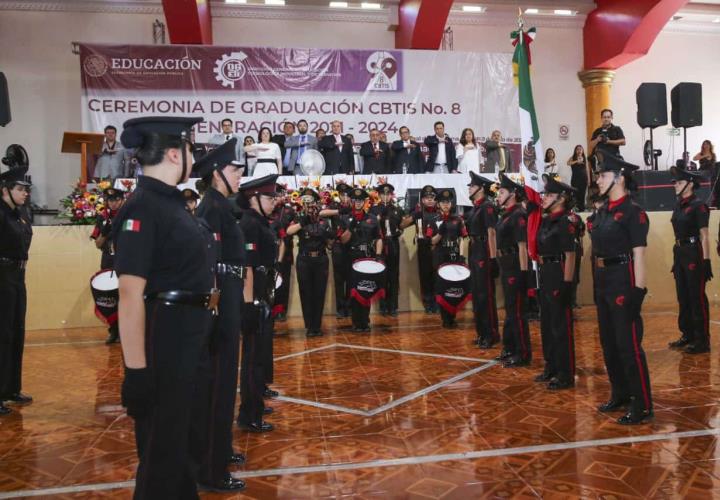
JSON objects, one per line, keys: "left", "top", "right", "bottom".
{"left": 682, "top": 127, "right": 689, "bottom": 168}
{"left": 650, "top": 128, "right": 658, "bottom": 171}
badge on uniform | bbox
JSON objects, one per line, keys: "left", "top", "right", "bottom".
{"left": 123, "top": 219, "right": 141, "bottom": 232}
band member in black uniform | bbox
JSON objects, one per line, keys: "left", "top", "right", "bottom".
{"left": 370, "top": 183, "right": 409, "bottom": 316}
{"left": 592, "top": 153, "right": 653, "bottom": 425}
{"left": 402, "top": 185, "right": 439, "bottom": 313}
{"left": 465, "top": 172, "right": 500, "bottom": 348}
{"left": 495, "top": 174, "right": 531, "bottom": 368}
{"left": 341, "top": 188, "right": 383, "bottom": 332}
{"left": 320, "top": 183, "right": 353, "bottom": 317}
{"left": 667, "top": 166, "right": 713, "bottom": 354}
{"left": 428, "top": 189, "right": 468, "bottom": 328}
{"left": 192, "top": 139, "right": 246, "bottom": 492}
{"left": 91, "top": 187, "right": 125, "bottom": 344}
{"left": 569, "top": 209, "right": 585, "bottom": 310}
{"left": 271, "top": 185, "right": 294, "bottom": 321}
{"left": 235, "top": 175, "right": 280, "bottom": 432}
{"left": 287, "top": 189, "right": 334, "bottom": 336}
{"left": 536, "top": 175, "right": 577, "bottom": 390}
{"left": 112, "top": 116, "right": 218, "bottom": 498}
{"left": 0, "top": 166, "right": 33, "bottom": 416}
{"left": 182, "top": 187, "right": 200, "bottom": 214}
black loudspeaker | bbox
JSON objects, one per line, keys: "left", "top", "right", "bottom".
{"left": 0, "top": 72, "right": 10, "bottom": 127}
{"left": 636, "top": 83, "right": 667, "bottom": 129}
{"left": 671, "top": 82, "right": 702, "bottom": 128}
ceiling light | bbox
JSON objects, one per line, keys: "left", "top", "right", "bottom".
{"left": 225, "top": 0, "right": 247, "bottom": 3}
{"left": 361, "top": 2, "right": 382, "bottom": 9}
{"left": 462, "top": 5, "right": 485, "bottom": 13}
{"left": 524, "top": 8, "right": 539, "bottom": 14}
{"left": 329, "top": 1, "right": 348, "bottom": 7}
{"left": 554, "top": 9, "right": 575, "bottom": 16}
{"left": 265, "top": 0, "right": 285, "bottom": 5}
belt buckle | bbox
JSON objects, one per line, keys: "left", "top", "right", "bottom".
{"left": 207, "top": 288, "right": 221, "bottom": 313}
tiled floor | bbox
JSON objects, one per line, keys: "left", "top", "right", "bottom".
{"left": 2, "top": 305, "right": 720, "bottom": 499}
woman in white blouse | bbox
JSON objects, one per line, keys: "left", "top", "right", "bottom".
{"left": 245, "top": 127, "right": 282, "bottom": 177}
{"left": 456, "top": 128, "right": 480, "bottom": 175}
{"left": 544, "top": 148, "right": 558, "bottom": 175}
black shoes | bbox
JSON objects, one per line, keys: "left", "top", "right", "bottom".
{"left": 0, "top": 403, "right": 11, "bottom": 416}
{"left": 228, "top": 453, "right": 246, "bottom": 466}
{"left": 476, "top": 339, "right": 495, "bottom": 349}
{"left": 390, "top": 310, "right": 399, "bottom": 317}
{"left": 495, "top": 349, "right": 512, "bottom": 361}
{"left": 237, "top": 421, "right": 274, "bottom": 433}
{"left": 503, "top": 357, "right": 530, "bottom": 368}
{"left": 352, "top": 325, "right": 371, "bottom": 333}
{"left": 669, "top": 336, "right": 691, "bottom": 349}
{"left": 198, "top": 474, "right": 246, "bottom": 492}
{"left": 534, "top": 371, "right": 552, "bottom": 383}
{"left": 617, "top": 409, "right": 654, "bottom": 425}
{"left": 598, "top": 398, "right": 630, "bottom": 413}
{"left": 306, "top": 329, "right": 323, "bottom": 338}
{"left": 105, "top": 325, "right": 119, "bottom": 345}
{"left": 6, "top": 393, "right": 32, "bottom": 405}
{"left": 263, "top": 406, "right": 274, "bottom": 415}
{"left": 442, "top": 320, "right": 457, "bottom": 329}
{"left": 547, "top": 378, "right": 574, "bottom": 391}
{"left": 685, "top": 343, "right": 710, "bottom": 354}
{"left": 263, "top": 388, "right": 278, "bottom": 399}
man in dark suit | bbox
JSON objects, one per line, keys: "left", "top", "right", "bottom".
{"left": 359, "top": 129, "right": 391, "bottom": 174}
{"left": 424, "top": 121, "right": 457, "bottom": 173}
{"left": 391, "top": 126, "right": 423, "bottom": 174}
{"left": 271, "top": 121, "right": 295, "bottom": 174}
{"left": 319, "top": 120, "right": 354, "bottom": 175}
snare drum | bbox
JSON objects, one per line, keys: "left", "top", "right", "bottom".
{"left": 435, "top": 263, "right": 472, "bottom": 314}
{"left": 350, "top": 258, "right": 386, "bottom": 307}
{"left": 90, "top": 269, "right": 119, "bottom": 326}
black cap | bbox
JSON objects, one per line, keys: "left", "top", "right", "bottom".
{"left": 103, "top": 187, "right": 124, "bottom": 200}
{"left": 420, "top": 185, "right": 436, "bottom": 198}
{"left": 436, "top": 189, "right": 454, "bottom": 202}
{"left": 542, "top": 173, "right": 577, "bottom": 197}
{"left": 336, "top": 183, "right": 351, "bottom": 194}
{"left": 181, "top": 188, "right": 200, "bottom": 201}
{"left": 670, "top": 165, "right": 703, "bottom": 186}
{"left": 594, "top": 151, "right": 639, "bottom": 175}
{"left": 376, "top": 183, "right": 394, "bottom": 194}
{"left": 238, "top": 174, "right": 280, "bottom": 198}
{"left": 121, "top": 116, "right": 203, "bottom": 149}
{"left": 300, "top": 188, "right": 320, "bottom": 202}
{"left": 0, "top": 166, "right": 30, "bottom": 186}
{"left": 498, "top": 173, "right": 524, "bottom": 195}
{"left": 349, "top": 188, "right": 368, "bottom": 200}
{"left": 192, "top": 138, "right": 240, "bottom": 179}
{"left": 468, "top": 171, "right": 495, "bottom": 193}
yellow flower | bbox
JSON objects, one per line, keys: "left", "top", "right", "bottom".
{"left": 87, "top": 194, "right": 97, "bottom": 204}
{"left": 359, "top": 178, "right": 369, "bottom": 187}
{"left": 98, "top": 180, "right": 111, "bottom": 190}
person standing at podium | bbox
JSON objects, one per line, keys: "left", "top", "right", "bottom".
{"left": 94, "top": 125, "right": 128, "bottom": 180}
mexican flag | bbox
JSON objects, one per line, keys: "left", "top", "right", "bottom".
{"left": 512, "top": 26, "right": 544, "bottom": 260}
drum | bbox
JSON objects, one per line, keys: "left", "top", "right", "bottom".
{"left": 90, "top": 269, "right": 119, "bottom": 326}
{"left": 350, "top": 258, "right": 386, "bottom": 307}
{"left": 435, "top": 263, "right": 472, "bottom": 314}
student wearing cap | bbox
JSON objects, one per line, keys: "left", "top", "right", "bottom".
{"left": 536, "top": 174, "right": 578, "bottom": 390}
{"left": 270, "top": 184, "right": 295, "bottom": 321}
{"left": 235, "top": 174, "right": 281, "bottom": 433}
{"left": 585, "top": 185, "right": 604, "bottom": 305}
{"left": 427, "top": 189, "right": 468, "bottom": 328}
{"left": 369, "top": 183, "right": 410, "bottom": 316}
{"left": 320, "top": 183, "right": 353, "bottom": 318}
{"left": 340, "top": 188, "right": 383, "bottom": 332}
{"left": 402, "top": 185, "right": 440, "bottom": 313}
{"left": 465, "top": 172, "right": 500, "bottom": 348}
{"left": 191, "top": 139, "right": 247, "bottom": 492}
{"left": 182, "top": 188, "right": 200, "bottom": 215}
{"left": 286, "top": 189, "right": 335, "bottom": 336}
{"left": 495, "top": 174, "right": 531, "bottom": 368}
{"left": 0, "top": 166, "right": 33, "bottom": 416}
{"left": 111, "top": 116, "right": 218, "bottom": 498}
{"left": 91, "top": 187, "right": 125, "bottom": 344}
{"left": 591, "top": 152, "right": 653, "bottom": 425}
{"left": 667, "top": 166, "right": 712, "bottom": 354}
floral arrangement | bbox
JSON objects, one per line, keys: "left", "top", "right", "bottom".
{"left": 59, "top": 179, "right": 121, "bottom": 225}
{"left": 282, "top": 176, "right": 387, "bottom": 212}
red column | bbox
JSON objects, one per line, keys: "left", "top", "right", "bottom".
{"left": 162, "top": 0, "right": 213, "bottom": 45}
{"left": 395, "top": 0, "right": 454, "bottom": 50}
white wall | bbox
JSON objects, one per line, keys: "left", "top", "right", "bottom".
{"left": 0, "top": 8, "right": 717, "bottom": 207}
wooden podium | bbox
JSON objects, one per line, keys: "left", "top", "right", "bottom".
{"left": 61, "top": 132, "right": 104, "bottom": 183}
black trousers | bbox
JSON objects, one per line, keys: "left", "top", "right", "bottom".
{"left": 275, "top": 259, "right": 292, "bottom": 316}
{"left": 331, "top": 243, "right": 350, "bottom": 315}
{"left": 570, "top": 167, "right": 588, "bottom": 212}
{"left": 100, "top": 251, "right": 115, "bottom": 270}
{"left": 297, "top": 254, "right": 329, "bottom": 331}
{"left": 238, "top": 304, "right": 270, "bottom": 426}
{"left": 196, "top": 275, "right": 243, "bottom": 485}
{"left": 595, "top": 264, "right": 653, "bottom": 412}
{"left": 469, "top": 251, "right": 499, "bottom": 343}
{"left": 0, "top": 267, "right": 26, "bottom": 399}
{"left": 538, "top": 262, "right": 575, "bottom": 383}
{"left": 133, "top": 301, "right": 212, "bottom": 500}
{"left": 673, "top": 244, "right": 710, "bottom": 347}
{"left": 380, "top": 238, "right": 400, "bottom": 313}
{"left": 499, "top": 254, "right": 531, "bottom": 361}
{"left": 417, "top": 239, "right": 435, "bottom": 307}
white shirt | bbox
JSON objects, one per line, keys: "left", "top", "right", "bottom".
{"left": 456, "top": 143, "right": 480, "bottom": 175}
{"left": 253, "top": 142, "right": 282, "bottom": 162}
{"left": 435, "top": 136, "right": 447, "bottom": 164}
{"left": 334, "top": 134, "right": 343, "bottom": 146}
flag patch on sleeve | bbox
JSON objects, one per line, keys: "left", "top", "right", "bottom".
{"left": 245, "top": 243, "right": 257, "bottom": 251}
{"left": 213, "top": 233, "right": 221, "bottom": 241}
{"left": 123, "top": 219, "right": 141, "bottom": 232}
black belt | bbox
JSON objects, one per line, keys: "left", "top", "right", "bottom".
{"left": 471, "top": 235, "right": 488, "bottom": 243}
{"left": 441, "top": 240, "right": 459, "bottom": 248}
{"left": 351, "top": 244, "right": 369, "bottom": 253}
{"left": 539, "top": 254, "right": 564, "bottom": 264}
{"left": 300, "top": 250, "right": 325, "bottom": 257}
{"left": 595, "top": 254, "right": 633, "bottom": 268}
{"left": 0, "top": 257, "right": 27, "bottom": 269}
{"left": 675, "top": 237, "right": 699, "bottom": 247}
{"left": 216, "top": 263, "right": 246, "bottom": 279}
{"left": 256, "top": 158, "right": 276, "bottom": 163}
{"left": 498, "top": 247, "right": 518, "bottom": 256}
{"left": 145, "top": 289, "right": 220, "bottom": 311}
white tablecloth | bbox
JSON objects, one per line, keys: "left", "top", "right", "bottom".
{"left": 115, "top": 173, "right": 498, "bottom": 207}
